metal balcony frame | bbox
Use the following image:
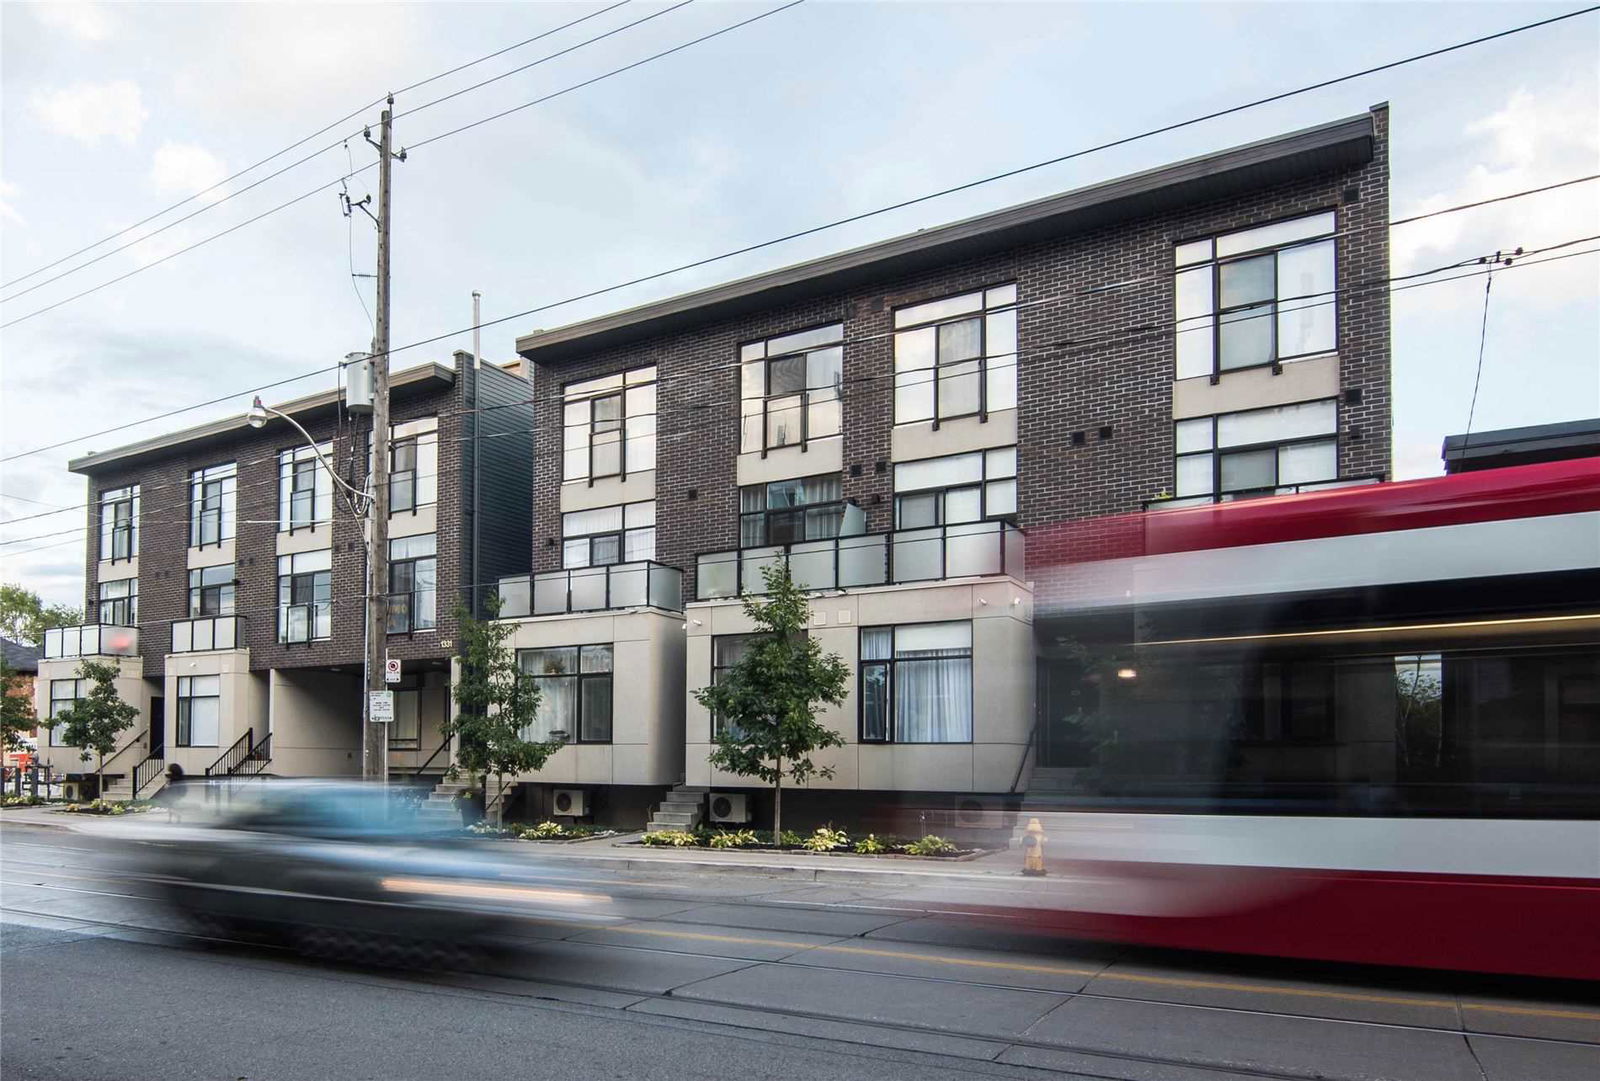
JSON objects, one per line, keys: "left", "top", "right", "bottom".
{"left": 497, "top": 560, "right": 684, "bottom": 618}
{"left": 170, "top": 614, "right": 244, "bottom": 654}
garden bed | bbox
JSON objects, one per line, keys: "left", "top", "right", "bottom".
{"left": 57, "top": 799, "right": 153, "bottom": 816}
{"left": 464, "top": 821, "right": 621, "bottom": 843}
{"left": 631, "top": 826, "right": 985, "bottom": 860}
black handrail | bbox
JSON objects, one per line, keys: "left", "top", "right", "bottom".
{"left": 409, "top": 734, "right": 453, "bottom": 780}
{"left": 132, "top": 744, "right": 166, "bottom": 797}
{"left": 234, "top": 734, "right": 272, "bottom": 778}
{"left": 205, "top": 728, "right": 253, "bottom": 777}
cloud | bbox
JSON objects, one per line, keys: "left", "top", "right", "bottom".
{"left": 150, "top": 143, "right": 228, "bottom": 202}
{"left": 0, "top": 180, "right": 22, "bottom": 226}
{"left": 29, "top": 80, "right": 148, "bottom": 145}
{"left": 31, "top": 1, "right": 114, "bottom": 42}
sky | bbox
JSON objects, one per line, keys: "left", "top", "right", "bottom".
{"left": 2, "top": 0, "right": 1597, "bottom": 609}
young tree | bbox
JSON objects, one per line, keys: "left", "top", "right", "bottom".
{"left": 0, "top": 583, "right": 81, "bottom": 646}
{"left": 0, "top": 655, "right": 36, "bottom": 753}
{"left": 443, "top": 599, "right": 565, "bottom": 823}
{"left": 55, "top": 660, "right": 139, "bottom": 793}
{"left": 693, "top": 563, "right": 849, "bottom": 842}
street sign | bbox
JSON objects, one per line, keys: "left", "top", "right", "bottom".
{"left": 384, "top": 657, "right": 402, "bottom": 684}
{"left": 368, "top": 690, "right": 395, "bottom": 723}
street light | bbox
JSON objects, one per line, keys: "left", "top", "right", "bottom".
{"left": 246, "top": 396, "right": 371, "bottom": 514}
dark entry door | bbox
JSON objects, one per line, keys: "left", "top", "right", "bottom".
{"left": 148, "top": 697, "right": 165, "bottom": 750}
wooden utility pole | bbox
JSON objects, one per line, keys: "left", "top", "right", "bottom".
{"left": 364, "top": 98, "right": 403, "bottom": 783}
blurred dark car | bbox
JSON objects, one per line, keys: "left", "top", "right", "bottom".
{"left": 149, "top": 782, "right": 565, "bottom": 968}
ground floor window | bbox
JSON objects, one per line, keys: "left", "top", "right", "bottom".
{"left": 176, "top": 675, "right": 220, "bottom": 747}
{"left": 48, "top": 678, "right": 84, "bottom": 746}
{"left": 709, "top": 633, "right": 769, "bottom": 738}
{"left": 859, "top": 621, "right": 973, "bottom": 743}
{"left": 518, "top": 644, "right": 613, "bottom": 743}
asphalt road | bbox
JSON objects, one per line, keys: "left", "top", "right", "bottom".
{"left": 3, "top": 822, "right": 1598, "bottom": 1081}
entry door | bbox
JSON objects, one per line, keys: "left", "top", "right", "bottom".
{"left": 148, "top": 697, "right": 166, "bottom": 750}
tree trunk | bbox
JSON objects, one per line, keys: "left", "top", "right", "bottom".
{"left": 96, "top": 752, "right": 104, "bottom": 800}
{"left": 772, "top": 760, "right": 783, "bottom": 845}
{"left": 492, "top": 773, "right": 504, "bottom": 825}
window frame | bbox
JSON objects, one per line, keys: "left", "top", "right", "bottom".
{"left": 1173, "top": 399, "right": 1340, "bottom": 502}
{"left": 277, "top": 444, "right": 333, "bottom": 533}
{"left": 562, "top": 366, "right": 657, "bottom": 484}
{"left": 175, "top": 674, "right": 221, "bottom": 748}
{"left": 891, "top": 283, "right": 1018, "bottom": 428}
{"left": 737, "top": 322, "right": 845, "bottom": 456}
{"left": 48, "top": 678, "right": 84, "bottom": 746}
{"left": 99, "top": 485, "right": 139, "bottom": 563}
{"left": 388, "top": 417, "right": 438, "bottom": 515}
{"left": 97, "top": 577, "right": 138, "bottom": 626}
{"left": 276, "top": 551, "right": 332, "bottom": 643}
{"left": 188, "top": 462, "right": 237, "bottom": 548}
{"left": 386, "top": 535, "right": 437, "bottom": 634}
{"left": 892, "top": 447, "right": 1018, "bottom": 529}
{"left": 709, "top": 632, "right": 769, "bottom": 739}
{"left": 858, "top": 622, "right": 975, "bottom": 745}
{"left": 739, "top": 474, "right": 845, "bottom": 548}
{"left": 560, "top": 501, "right": 656, "bottom": 569}
{"left": 187, "top": 566, "right": 236, "bottom": 618}
{"left": 517, "top": 644, "right": 614, "bottom": 744}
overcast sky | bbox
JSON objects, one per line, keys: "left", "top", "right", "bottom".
{"left": 3, "top": 0, "right": 1597, "bottom": 609}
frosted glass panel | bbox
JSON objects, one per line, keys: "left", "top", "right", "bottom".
{"left": 1176, "top": 454, "right": 1213, "bottom": 496}
{"left": 1175, "top": 417, "right": 1213, "bottom": 453}
{"left": 1216, "top": 400, "right": 1336, "bottom": 448}
{"left": 896, "top": 451, "right": 983, "bottom": 491}
{"left": 1278, "top": 439, "right": 1338, "bottom": 484}
{"left": 985, "top": 309, "right": 1017, "bottom": 357}
{"left": 895, "top": 290, "right": 984, "bottom": 328}
{"left": 1216, "top": 211, "right": 1335, "bottom": 257}
{"left": 1277, "top": 239, "right": 1336, "bottom": 357}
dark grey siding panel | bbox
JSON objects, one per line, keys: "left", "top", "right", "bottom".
{"left": 465, "top": 359, "right": 534, "bottom": 612}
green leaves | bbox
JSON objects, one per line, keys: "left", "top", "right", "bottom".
{"left": 56, "top": 660, "right": 138, "bottom": 768}
{"left": 0, "top": 655, "right": 35, "bottom": 752}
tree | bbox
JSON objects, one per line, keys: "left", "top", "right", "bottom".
{"left": 443, "top": 599, "right": 565, "bottom": 823}
{"left": 693, "top": 563, "right": 849, "bottom": 842}
{"left": 55, "top": 660, "right": 139, "bottom": 793}
{"left": 1, "top": 655, "right": 36, "bottom": 752}
{"left": 0, "top": 583, "right": 81, "bottom": 647}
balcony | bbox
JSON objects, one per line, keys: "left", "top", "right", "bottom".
{"left": 695, "top": 521, "right": 1025, "bottom": 601}
{"left": 278, "top": 602, "right": 331, "bottom": 645}
{"left": 170, "top": 615, "right": 244, "bottom": 654}
{"left": 498, "top": 561, "right": 683, "bottom": 618}
{"left": 1144, "top": 475, "right": 1384, "bottom": 510}
{"left": 43, "top": 624, "right": 140, "bottom": 660}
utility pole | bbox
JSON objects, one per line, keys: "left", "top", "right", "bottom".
{"left": 363, "top": 97, "right": 404, "bottom": 783}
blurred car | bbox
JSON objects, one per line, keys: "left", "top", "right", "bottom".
{"left": 148, "top": 781, "right": 598, "bottom": 968}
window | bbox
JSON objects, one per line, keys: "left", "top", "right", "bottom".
{"left": 48, "top": 678, "right": 84, "bottom": 746}
{"left": 277, "top": 550, "right": 331, "bottom": 643}
{"left": 278, "top": 444, "right": 333, "bottom": 531}
{"left": 740, "top": 474, "right": 843, "bottom": 547}
{"left": 99, "top": 485, "right": 139, "bottom": 562}
{"left": 97, "top": 577, "right": 138, "bottom": 626}
{"left": 893, "top": 284, "right": 1017, "bottom": 424}
{"left": 176, "top": 675, "right": 220, "bottom": 747}
{"left": 562, "top": 502, "right": 655, "bottom": 568}
{"left": 188, "top": 462, "right": 236, "bottom": 547}
{"left": 1174, "top": 399, "right": 1338, "bottom": 501}
{"left": 188, "top": 566, "right": 236, "bottom": 617}
{"left": 893, "top": 447, "right": 1016, "bottom": 528}
{"left": 709, "top": 634, "right": 766, "bottom": 738}
{"left": 389, "top": 417, "right": 438, "bottom": 513}
{"left": 562, "top": 367, "right": 656, "bottom": 482}
{"left": 860, "top": 622, "right": 973, "bottom": 742}
{"left": 739, "top": 324, "right": 843, "bottom": 453}
{"left": 387, "top": 535, "right": 437, "bottom": 633}
{"left": 518, "top": 644, "right": 613, "bottom": 743}
{"left": 1175, "top": 211, "right": 1337, "bottom": 379}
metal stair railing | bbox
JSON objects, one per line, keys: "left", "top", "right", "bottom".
{"left": 408, "top": 734, "right": 453, "bottom": 781}
{"left": 204, "top": 728, "right": 253, "bottom": 777}
{"left": 132, "top": 744, "right": 166, "bottom": 797}
{"left": 233, "top": 733, "right": 272, "bottom": 778}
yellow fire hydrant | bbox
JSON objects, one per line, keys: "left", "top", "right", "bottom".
{"left": 1021, "top": 817, "right": 1047, "bottom": 877}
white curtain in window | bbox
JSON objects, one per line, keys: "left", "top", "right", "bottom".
{"left": 892, "top": 623, "right": 972, "bottom": 742}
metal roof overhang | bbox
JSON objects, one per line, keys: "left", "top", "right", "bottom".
{"left": 68, "top": 362, "right": 455, "bottom": 475}
{"left": 517, "top": 111, "right": 1375, "bottom": 364}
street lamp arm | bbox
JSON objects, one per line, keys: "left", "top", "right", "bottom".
{"left": 247, "top": 397, "right": 372, "bottom": 510}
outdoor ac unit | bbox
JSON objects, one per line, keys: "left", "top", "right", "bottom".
{"left": 708, "top": 792, "right": 750, "bottom": 824}
{"left": 551, "top": 788, "right": 587, "bottom": 817}
{"left": 62, "top": 781, "right": 85, "bottom": 803}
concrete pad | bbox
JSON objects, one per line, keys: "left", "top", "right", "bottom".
{"left": 998, "top": 1044, "right": 1271, "bottom": 1081}
{"left": 670, "top": 961, "right": 1064, "bottom": 1038}
{"left": 426, "top": 971, "right": 647, "bottom": 1011}
{"left": 865, "top": 915, "right": 1124, "bottom": 961}
{"left": 1467, "top": 1034, "right": 1600, "bottom": 1081}
{"left": 792, "top": 939, "right": 1104, "bottom": 993}
{"left": 1082, "top": 957, "right": 1461, "bottom": 1027}
{"left": 663, "top": 901, "right": 911, "bottom": 937}
{"left": 1457, "top": 991, "right": 1600, "bottom": 1042}
{"left": 631, "top": 997, "right": 1010, "bottom": 1062}
{"left": 568, "top": 919, "right": 845, "bottom": 961}
{"left": 1026, "top": 996, "right": 1483, "bottom": 1081}
{"left": 521, "top": 938, "right": 757, "bottom": 995}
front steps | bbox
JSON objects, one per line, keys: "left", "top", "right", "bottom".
{"left": 646, "top": 785, "right": 707, "bottom": 832}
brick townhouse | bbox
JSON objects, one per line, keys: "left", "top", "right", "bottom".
{"left": 33, "top": 354, "right": 533, "bottom": 799}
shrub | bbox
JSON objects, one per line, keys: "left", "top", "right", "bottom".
{"left": 903, "top": 834, "right": 958, "bottom": 856}
{"left": 522, "top": 820, "right": 568, "bottom": 839}
{"left": 641, "top": 829, "right": 699, "bottom": 847}
{"left": 707, "top": 829, "right": 759, "bottom": 849}
{"left": 853, "top": 834, "right": 886, "bottom": 854}
{"left": 1, "top": 794, "right": 49, "bottom": 808}
{"left": 466, "top": 822, "right": 516, "bottom": 837}
{"left": 61, "top": 798, "right": 149, "bottom": 816}
{"left": 802, "top": 826, "right": 850, "bottom": 852}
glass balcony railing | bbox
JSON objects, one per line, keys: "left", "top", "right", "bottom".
{"left": 1144, "top": 475, "right": 1385, "bottom": 510}
{"left": 498, "top": 561, "right": 683, "bottom": 618}
{"left": 43, "top": 624, "right": 140, "bottom": 660}
{"left": 170, "top": 615, "right": 243, "bottom": 654}
{"left": 695, "top": 521, "right": 1025, "bottom": 601}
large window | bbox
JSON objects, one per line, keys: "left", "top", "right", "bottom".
{"left": 562, "top": 502, "right": 655, "bottom": 568}
{"left": 740, "top": 474, "right": 844, "bottom": 547}
{"left": 562, "top": 366, "right": 656, "bottom": 482}
{"left": 739, "top": 324, "right": 843, "bottom": 453}
{"left": 894, "top": 447, "right": 1016, "bottom": 529}
{"left": 1175, "top": 211, "right": 1337, "bottom": 379}
{"left": 709, "top": 633, "right": 766, "bottom": 738}
{"left": 518, "top": 644, "right": 613, "bottom": 743}
{"left": 1175, "top": 399, "right": 1338, "bottom": 502}
{"left": 99, "top": 485, "right": 139, "bottom": 562}
{"left": 97, "top": 577, "right": 138, "bottom": 626}
{"left": 390, "top": 417, "right": 438, "bottom": 513}
{"left": 188, "top": 566, "right": 236, "bottom": 617}
{"left": 48, "top": 678, "right": 84, "bottom": 746}
{"left": 278, "top": 444, "right": 333, "bottom": 531}
{"left": 176, "top": 675, "right": 220, "bottom": 747}
{"left": 860, "top": 622, "right": 973, "bottom": 743}
{"left": 387, "top": 535, "right": 437, "bottom": 633}
{"left": 188, "top": 462, "right": 236, "bottom": 547}
{"left": 277, "top": 550, "right": 331, "bottom": 643}
{"left": 893, "top": 284, "right": 1017, "bottom": 424}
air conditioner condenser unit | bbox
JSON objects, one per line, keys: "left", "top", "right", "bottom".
{"left": 551, "top": 788, "right": 588, "bottom": 817}
{"left": 707, "top": 792, "right": 750, "bottom": 824}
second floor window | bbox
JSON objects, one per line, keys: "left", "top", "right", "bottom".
{"left": 389, "top": 417, "right": 438, "bottom": 513}
{"left": 518, "top": 644, "right": 614, "bottom": 743}
{"left": 562, "top": 502, "right": 655, "bottom": 568}
{"left": 48, "top": 678, "right": 85, "bottom": 746}
{"left": 563, "top": 367, "right": 656, "bottom": 482}
{"left": 176, "top": 675, "right": 221, "bottom": 747}
{"left": 1175, "top": 210, "right": 1337, "bottom": 379}
{"left": 278, "top": 444, "right": 332, "bottom": 531}
{"left": 894, "top": 447, "right": 1016, "bottom": 529}
{"left": 188, "top": 462, "right": 236, "bottom": 547}
{"left": 739, "top": 324, "right": 843, "bottom": 453}
{"left": 188, "top": 566, "right": 236, "bottom": 617}
{"left": 387, "top": 535, "right": 436, "bottom": 633}
{"left": 740, "top": 474, "right": 843, "bottom": 547}
{"left": 893, "top": 284, "right": 1017, "bottom": 424}
{"left": 277, "top": 550, "right": 331, "bottom": 643}
{"left": 1174, "top": 399, "right": 1338, "bottom": 502}
{"left": 97, "top": 578, "right": 138, "bottom": 626}
{"left": 99, "top": 485, "right": 138, "bottom": 562}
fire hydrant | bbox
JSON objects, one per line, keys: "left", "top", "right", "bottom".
{"left": 1021, "top": 817, "right": 1047, "bottom": 877}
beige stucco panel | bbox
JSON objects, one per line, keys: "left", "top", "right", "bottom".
{"left": 388, "top": 503, "right": 437, "bottom": 540}
{"left": 161, "top": 653, "right": 265, "bottom": 777}
{"left": 735, "top": 435, "right": 843, "bottom": 487}
{"left": 33, "top": 656, "right": 153, "bottom": 775}
{"left": 1172, "top": 353, "right": 1339, "bottom": 419}
{"left": 890, "top": 408, "right": 1017, "bottom": 462}
{"left": 275, "top": 524, "right": 333, "bottom": 557}
{"left": 560, "top": 470, "right": 655, "bottom": 513}
{"left": 268, "top": 669, "right": 360, "bottom": 777}
{"left": 186, "top": 540, "right": 235, "bottom": 570}
{"left": 96, "top": 558, "right": 138, "bottom": 584}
